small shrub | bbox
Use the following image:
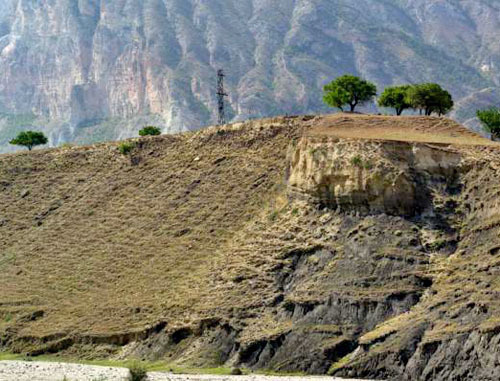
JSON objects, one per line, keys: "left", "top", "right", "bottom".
{"left": 350, "top": 155, "right": 363, "bottom": 167}
{"left": 310, "top": 147, "right": 326, "bottom": 159}
{"left": 139, "top": 126, "right": 161, "bottom": 136}
{"left": 128, "top": 361, "right": 147, "bottom": 381}
{"left": 427, "top": 240, "right": 448, "bottom": 252}
{"left": 363, "top": 160, "right": 374, "bottom": 170}
{"left": 118, "top": 142, "right": 135, "bottom": 155}
{"left": 230, "top": 368, "right": 243, "bottom": 375}
{"left": 269, "top": 210, "right": 279, "bottom": 222}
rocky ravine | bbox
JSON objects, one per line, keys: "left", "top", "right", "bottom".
{"left": 1, "top": 115, "right": 499, "bottom": 380}
{"left": 1, "top": 0, "right": 500, "bottom": 151}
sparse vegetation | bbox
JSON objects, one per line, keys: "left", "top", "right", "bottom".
{"left": 323, "top": 74, "right": 377, "bottom": 112}
{"left": 349, "top": 155, "right": 373, "bottom": 169}
{"left": 9, "top": 130, "right": 48, "bottom": 151}
{"left": 0, "top": 115, "right": 499, "bottom": 379}
{"left": 477, "top": 107, "right": 500, "bottom": 141}
{"left": 427, "top": 239, "right": 448, "bottom": 252}
{"left": 0, "top": 117, "right": 303, "bottom": 366}
{"left": 139, "top": 126, "right": 161, "bottom": 136}
{"left": 128, "top": 362, "right": 147, "bottom": 381}
{"left": 351, "top": 155, "right": 363, "bottom": 167}
{"left": 269, "top": 210, "right": 280, "bottom": 222}
{"left": 363, "top": 160, "right": 374, "bottom": 170}
{"left": 327, "top": 353, "right": 352, "bottom": 375}
{"left": 118, "top": 142, "right": 135, "bottom": 155}
{"left": 230, "top": 367, "right": 243, "bottom": 375}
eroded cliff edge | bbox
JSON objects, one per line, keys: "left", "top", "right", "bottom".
{"left": 282, "top": 134, "right": 500, "bottom": 379}
{"left": 1, "top": 115, "right": 499, "bottom": 380}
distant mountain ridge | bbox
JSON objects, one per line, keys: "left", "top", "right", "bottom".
{"left": 0, "top": 0, "right": 499, "bottom": 151}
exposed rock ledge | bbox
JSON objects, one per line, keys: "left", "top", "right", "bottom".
{"left": 287, "top": 137, "right": 462, "bottom": 216}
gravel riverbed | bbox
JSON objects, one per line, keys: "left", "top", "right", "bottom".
{"left": 0, "top": 361, "right": 373, "bottom": 381}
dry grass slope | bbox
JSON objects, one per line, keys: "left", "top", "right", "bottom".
{"left": 1, "top": 114, "right": 499, "bottom": 380}
{"left": 0, "top": 117, "right": 302, "bottom": 340}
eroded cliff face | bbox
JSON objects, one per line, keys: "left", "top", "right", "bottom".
{"left": 1, "top": 0, "right": 500, "bottom": 151}
{"left": 280, "top": 136, "right": 500, "bottom": 380}
{"left": 287, "top": 137, "right": 462, "bottom": 216}
{"left": 123, "top": 134, "right": 499, "bottom": 380}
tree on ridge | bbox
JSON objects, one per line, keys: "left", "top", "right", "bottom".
{"left": 406, "top": 83, "right": 454, "bottom": 116}
{"left": 378, "top": 85, "right": 413, "bottom": 116}
{"left": 139, "top": 126, "right": 162, "bottom": 136}
{"left": 477, "top": 108, "right": 500, "bottom": 141}
{"left": 10, "top": 131, "right": 48, "bottom": 151}
{"left": 323, "top": 75, "right": 377, "bottom": 113}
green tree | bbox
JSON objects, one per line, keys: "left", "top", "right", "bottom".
{"left": 139, "top": 126, "right": 161, "bottom": 136}
{"left": 9, "top": 131, "right": 48, "bottom": 151}
{"left": 477, "top": 108, "right": 500, "bottom": 141}
{"left": 407, "top": 83, "right": 454, "bottom": 116}
{"left": 323, "top": 75, "right": 377, "bottom": 112}
{"left": 378, "top": 85, "right": 412, "bottom": 115}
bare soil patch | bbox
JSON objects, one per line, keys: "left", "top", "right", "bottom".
{"left": 308, "top": 113, "right": 498, "bottom": 146}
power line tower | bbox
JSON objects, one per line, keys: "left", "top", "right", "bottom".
{"left": 216, "top": 69, "right": 228, "bottom": 125}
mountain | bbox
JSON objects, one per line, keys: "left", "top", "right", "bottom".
{"left": 1, "top": 114, "right": 500, "bottom": 380}
{"left": 0, "top": 0, "right": 499, "bottom": 152}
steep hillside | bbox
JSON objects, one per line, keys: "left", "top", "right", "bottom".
{"left": 1, "top": 0, "right": 500, "bottom": 151}
{"left": 1, "top": 114, "right": 500, "bottom": 380}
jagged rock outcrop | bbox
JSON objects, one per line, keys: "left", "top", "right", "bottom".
{"left": 1, "top": 0, "right": 500, "bottom": 151}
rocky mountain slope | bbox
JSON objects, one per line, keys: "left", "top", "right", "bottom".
{"left": 1, "top": 0, "right": 500, "bottom": 152}
{"left": 1, "top": 114, "right": 499, "bottom": 380}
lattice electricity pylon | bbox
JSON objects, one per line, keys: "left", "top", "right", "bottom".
{"left": 216, "top": 69, "right": 228, "bottom": 125}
